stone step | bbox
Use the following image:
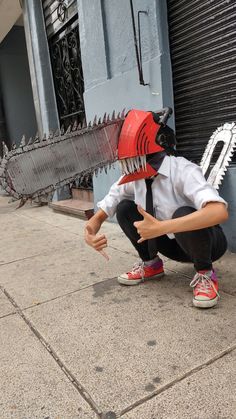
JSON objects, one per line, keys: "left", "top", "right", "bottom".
{"left": 49, "top": 199, "right": 94, "bottom": 220}
{"left": 71, "top": 188, "right": 93, "bottom": 202}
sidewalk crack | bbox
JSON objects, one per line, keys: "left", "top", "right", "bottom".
{"left": 118, "top": 344, "right": 236, "bottom": 417}
{"left": 0, "top": 285, "right": 103, "bottom": 418}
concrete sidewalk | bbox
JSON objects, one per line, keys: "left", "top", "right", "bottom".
{"left": 0, "top": 193, "right": 236, "bottom": 419}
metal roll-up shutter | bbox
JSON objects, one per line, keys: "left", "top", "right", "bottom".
{"left": 167, "top": 0, "right": 236, "bottom": 164}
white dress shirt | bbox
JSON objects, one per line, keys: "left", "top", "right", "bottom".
{"left": 97, "top": 156, "right": 227, "bottom": 238}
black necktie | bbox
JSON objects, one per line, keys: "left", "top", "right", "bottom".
{"left": 145, "top": 178, "right": 157, "bottom": 259}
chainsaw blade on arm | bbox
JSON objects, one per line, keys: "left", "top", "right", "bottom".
{"left": 200, "top": 122, "right": 236, "bottom": 189}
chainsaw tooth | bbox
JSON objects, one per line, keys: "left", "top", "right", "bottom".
{"left": 129, "top": 158, "right": 134, "bottom": 173}
{"left": 125, "top": 159, "right": 130, "bottom": 173}
{"left": 140, "top": 156, "right": 144, "bottom": 170}
{"left": 34, "top": 132, "right": 39, "bottom": 143}
{"left": 134, "top": 157, "right": 140, "bottom": 172}
{"left": 66, "top": 125, "right": 72, "bottom": 134}
{"left": 42, "top": 133, "right": 47, "bottom": 141}
{"left": 144, "top": 155, "right": 147, "bottom": 170}
{"left": 72, "top": 121, "right": 77, "bottom": 132}
{"left": 60, "top": 125, "right": 65, "bottom": 135}
{"left": 54, "top": 129, "right": 60, "bottom": 137}
{"left": 97, "top": 117, "right": 102, "bottom": 125}
{"left": 140, "top": 155, "right": 146, "bottom": 170}
{"left": 93, "top": 115, "right": 97, "bottom": 126}
{"left": 121, "top": 108, "right": 126, "bottom": 119}
{"left": 102, "top": 113, "right": 107, "bottom": 124}
{"left": 2, "top": 142, "right": 9, "bottom": 156}
{"left": 111, "top": 110, "right": 115, "bottom": 120}
{"left": 130, "top": 158, "right": 135, "bottom": 173}
{"left": 82, "top": 119, "right": 87, "bottom": 129}
{"left": 27, "top": 137, "right": 33, "bottom": 145}
{"left": 125, "top": 159, "right": 129, "bottom": 174}
{"left": 125, "top": 158, "right": 130, "bottom": 173}
{"left": 122, "top": 159, "right": 128, "bottom": 174}
{"left": 20, "top": 135, "right": 26, "bottom": 147}
{"left": 139, "top": 156, "right": 143, "bottom": 171}
{"left": 137, "top": 157, "right": 141, "bottom": 171}
{"left": 126, "top": 158, "right": 131, "bottom": 173}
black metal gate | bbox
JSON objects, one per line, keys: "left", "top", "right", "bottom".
{"left": 49, "top": 17, "right": 85, "bottom": 130}
{"left": 42, "top": 0, "right": 85, "bottom": 130}
{"left": 167, "top": 0, "right": 236, "bottom": 164}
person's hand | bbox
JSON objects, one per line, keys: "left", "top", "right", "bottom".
{"left": 133, "top": 206, "right": 165, "bottom": 243}
{"left": 85, "top": 225, "right": 109, "bottom": 260}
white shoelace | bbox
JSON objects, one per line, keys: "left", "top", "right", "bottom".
{"left": 190, "top": 272, "right": 220, "bottom": 297}
{"left": 129, "top": 261, "right": 145, "bottom": 278}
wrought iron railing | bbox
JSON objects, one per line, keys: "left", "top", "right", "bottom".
{"left": 49, "top": 16, "right": 85, "bottom": 130}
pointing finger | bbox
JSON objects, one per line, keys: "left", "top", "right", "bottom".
{"left": 99, "top": 249, "right": 110, "bottom": 260}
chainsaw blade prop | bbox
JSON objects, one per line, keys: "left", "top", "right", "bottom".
{"left": 0, "top": 111, "right": 125, "bottom": 201}
{"left": 200, "top": 122, "right": 236, "bottom": 189}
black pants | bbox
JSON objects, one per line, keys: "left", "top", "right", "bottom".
{"left": 116, "top": 200, "right": 227, "bottom": 271}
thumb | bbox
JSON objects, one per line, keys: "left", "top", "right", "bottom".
{"left": 86, "top": 225, "right": 94, "bottom": 235}
{"left": 137, "top": 205, "right": 148, "bottom": 217}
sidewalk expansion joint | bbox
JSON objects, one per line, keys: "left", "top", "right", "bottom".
{"left": 18, "top": 211, "right": 84, "bottom": 237}
{"left": 0, "top": 311, "right": 17, "bottom": 320}
{"left": 0, "top": 285, "right": 103, "bottom": 418}
{"left": 23, "top": 276, "right": 118, "bottom": 311}
{"left": 0, "top": 244, "right": 76, "bottom": 267}
{"left": 118, "top": 344, "right": 236, "bottom": 417}
{"left": 0, "top": 253, "right": 51, "bottom": 267}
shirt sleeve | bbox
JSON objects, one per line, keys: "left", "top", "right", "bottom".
{"left": 180, "top": 161, "right": 228, "bottom": 210}
{"left": 97, "top": 177, "right": 135, "bottom": 218}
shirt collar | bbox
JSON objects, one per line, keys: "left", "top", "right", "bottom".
{"left": 157, "top": 155, "right": 170, "bottom": 177}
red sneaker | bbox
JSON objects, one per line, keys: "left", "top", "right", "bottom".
{"left": 190, "top": 270, "right": 219, "bottom": 308}
{"left": 118, "top": 259, "right": 164, "bottom": 285}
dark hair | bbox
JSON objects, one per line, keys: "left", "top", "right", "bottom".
{"left": 156, "top": 125, "right": 177, "bottom": 156}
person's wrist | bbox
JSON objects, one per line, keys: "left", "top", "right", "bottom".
{"left": 156, "top": 219, "right": 169, "bottom": 236}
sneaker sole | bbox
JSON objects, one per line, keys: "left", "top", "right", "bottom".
{"left": 193, "top": 296, "right": 219, "bottom": 308}
{"left": 117, "top": 271, "right": 165, "bottom": 286}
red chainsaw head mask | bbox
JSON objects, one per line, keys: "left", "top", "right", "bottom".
{"left": 118, "top": 109, "right": 175, "bottom": 185}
